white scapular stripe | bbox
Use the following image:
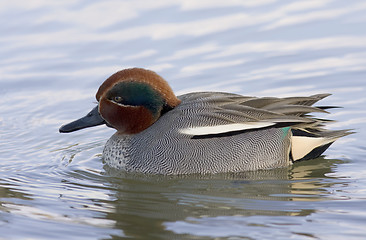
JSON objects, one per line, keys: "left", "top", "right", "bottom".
{"left": 291, "top": 136, "right": 335, "bottom": 161}
{"left": 179, "top": 122, "right": 275, "bottom": 136}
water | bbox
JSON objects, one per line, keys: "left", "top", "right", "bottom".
{"left": 1, "top": 0, "right": 366, "bottom": 239}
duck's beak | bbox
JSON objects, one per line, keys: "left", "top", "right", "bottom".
{"left": 59, "top": 106, "right": 106, "bottom": 133}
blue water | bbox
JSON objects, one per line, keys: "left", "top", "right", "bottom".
{"left": 1, "top": 1, "right": 366, "bottom": 239}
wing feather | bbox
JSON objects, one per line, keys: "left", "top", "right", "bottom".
{"left": 177, "top": 92, "right": 343, "bottom": 137}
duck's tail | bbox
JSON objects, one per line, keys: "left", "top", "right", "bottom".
{"left": 266, "top": 93, "right": 354, "bottom": 162}
{"left": 290, "top": 128, "right": 353, "bottom": 161}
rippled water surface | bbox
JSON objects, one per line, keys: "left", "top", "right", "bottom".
{"left": 1, "top": 1, "right": 366, "bottom": 239}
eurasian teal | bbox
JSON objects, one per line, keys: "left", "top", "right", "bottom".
{"left": 60, "top": 68, "right": 351, "bottom": 174}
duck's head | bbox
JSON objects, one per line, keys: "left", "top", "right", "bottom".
{"left": 59, "top": 68, "right": 181, "bottom": 134}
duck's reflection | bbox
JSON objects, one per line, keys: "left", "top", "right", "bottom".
{"left": 102, "top": 156, "right": 349, "bottom": 239}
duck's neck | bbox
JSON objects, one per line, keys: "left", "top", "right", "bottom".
{"left": 102, "top": 133, "right": 132, "bottom": 169}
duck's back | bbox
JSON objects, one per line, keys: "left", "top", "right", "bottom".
{"left": 104, "top": 92, "right": 321, "bottom": 174}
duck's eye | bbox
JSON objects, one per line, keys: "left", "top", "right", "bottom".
{"left": 113, "top": 96, "right": 123, "bottom": 103}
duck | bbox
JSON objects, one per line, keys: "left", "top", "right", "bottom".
{"left": 59, "top": 68, "right": 351, "bottom": 174}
